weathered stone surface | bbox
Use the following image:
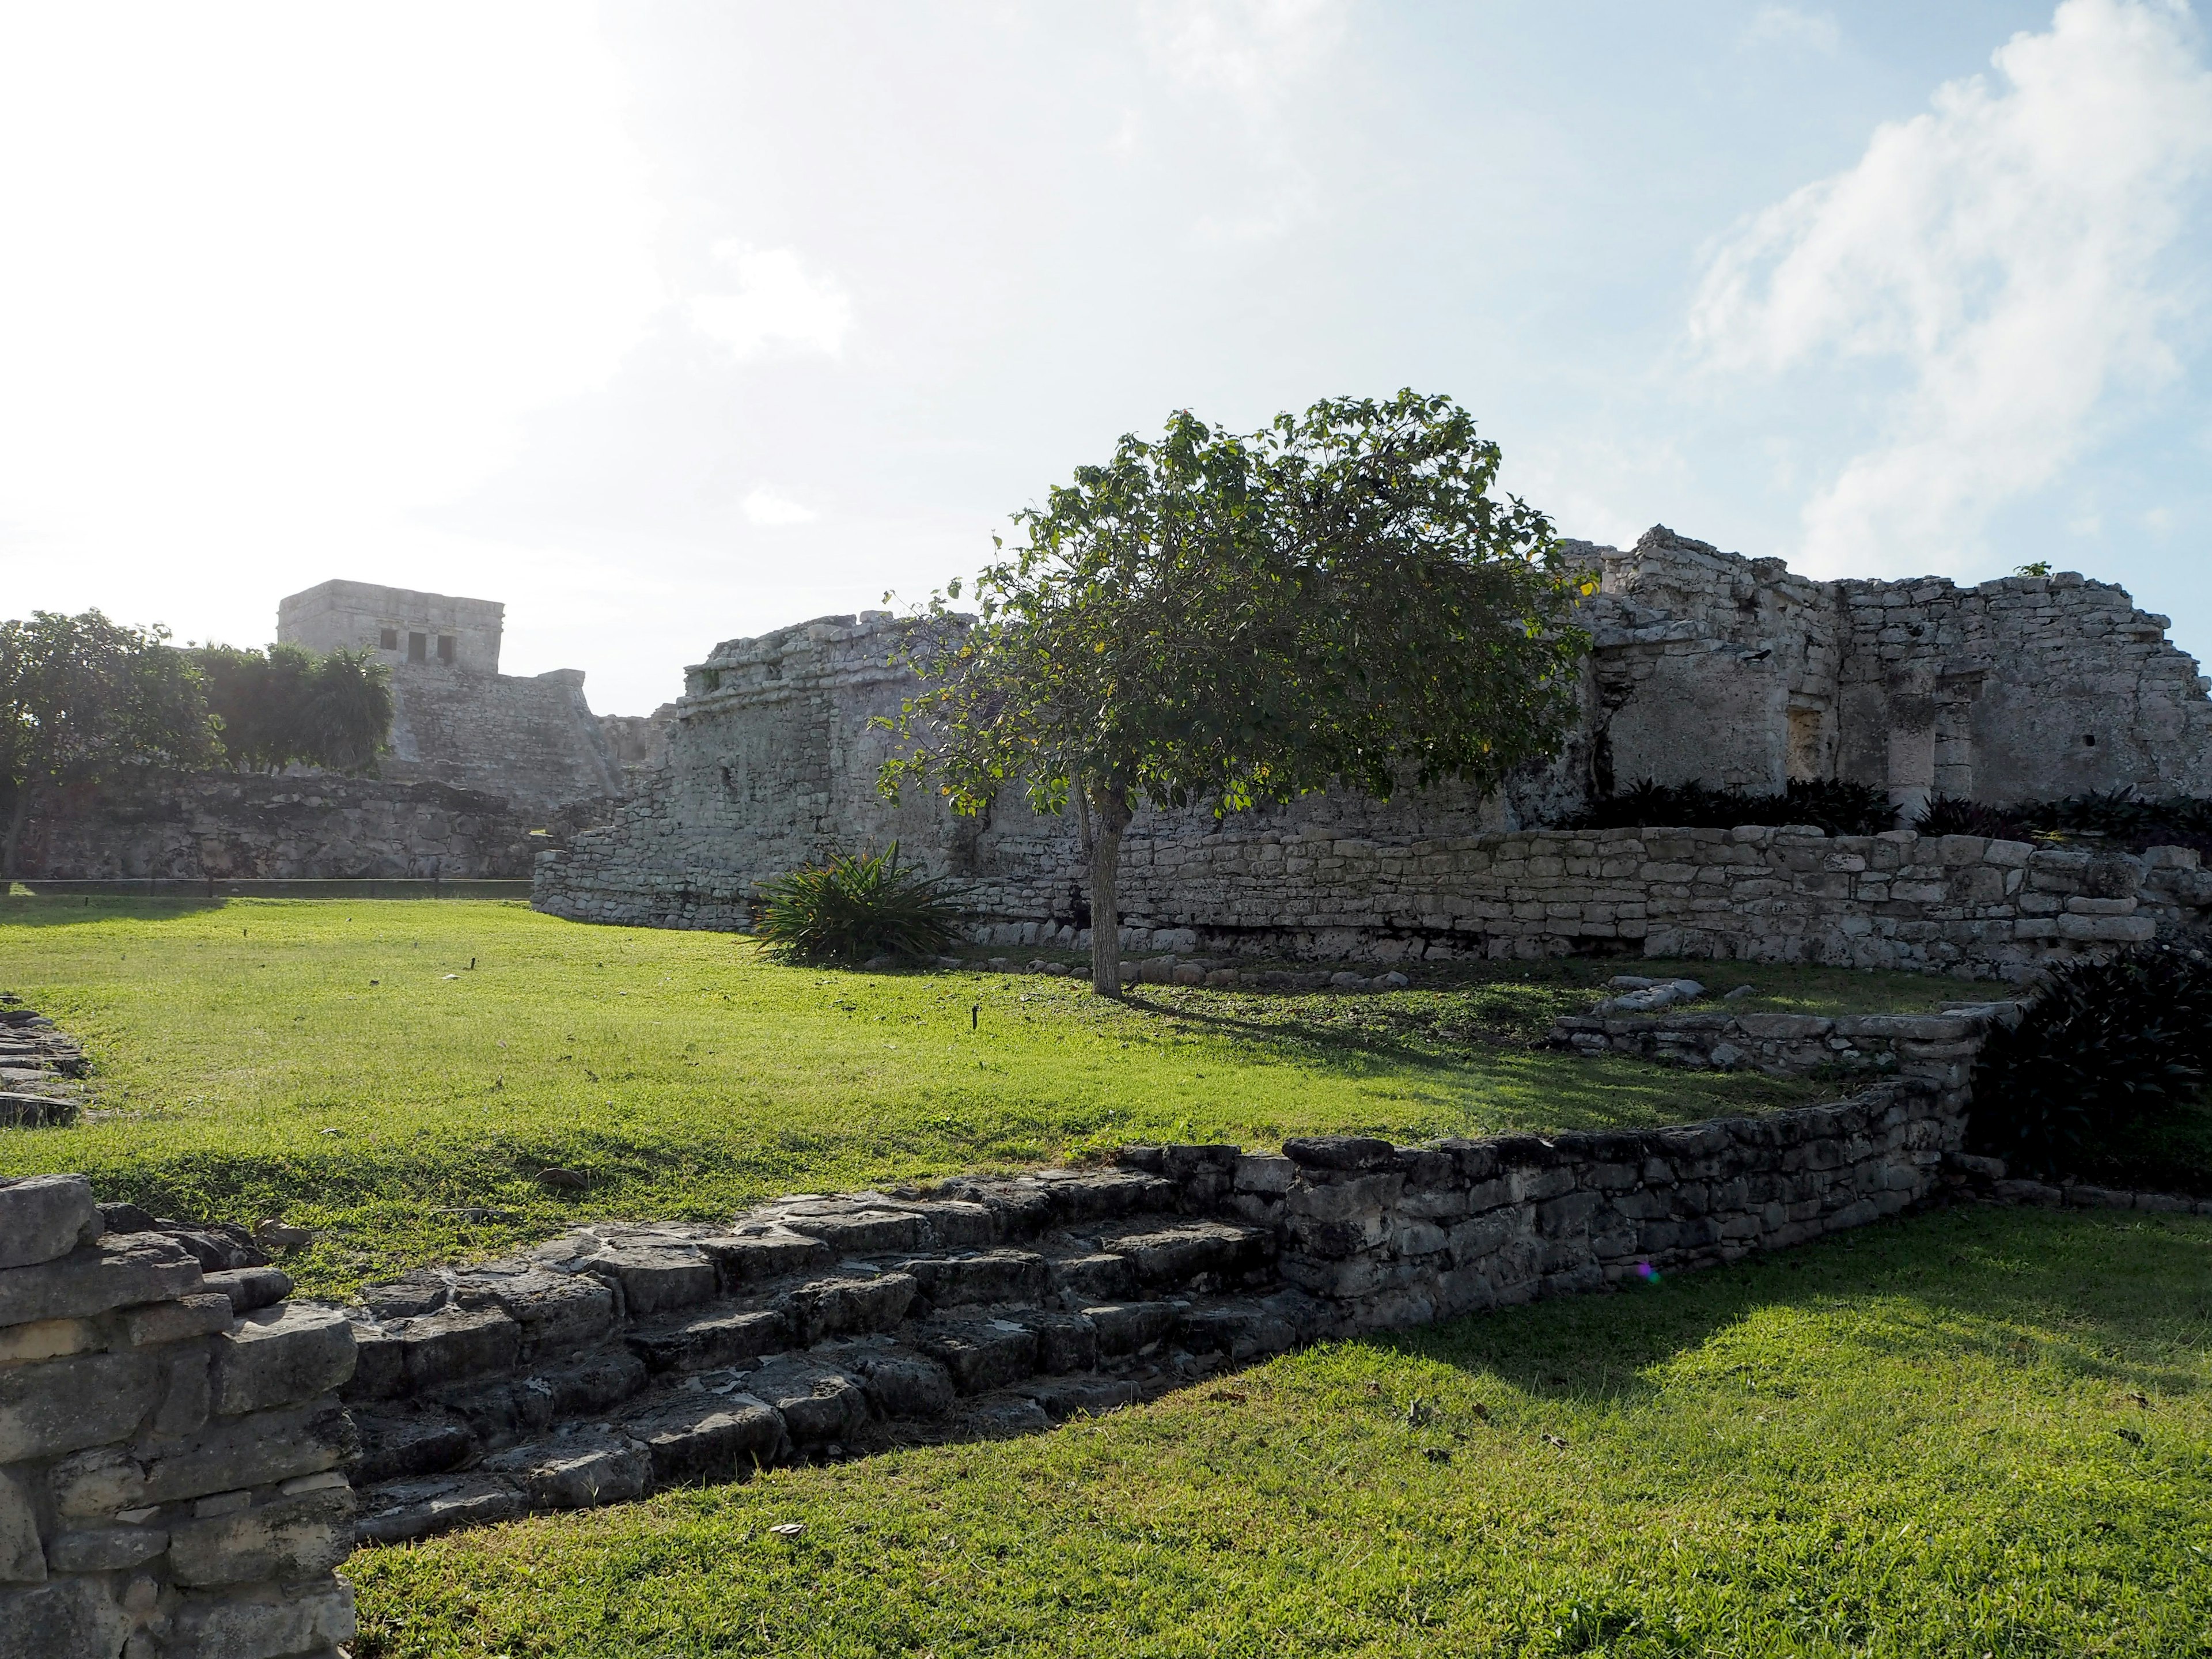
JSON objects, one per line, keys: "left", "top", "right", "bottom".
{"left": 211, "top": 1302, "right": 354, "bottom": 1415}
{"left": 626, "top": 1307, "right": 790, "bottom": 1373}
{"left": 387, "top": 1304, "right": 520, "bottom": 1394}
{"left": 0, "top": 1174, "right": 99, "bottom": 1271}
{"left": 698, "top": 1229, "right": 831, "bottom": 1285}
{"left": 0, "top": 1350, "right": 157, "bottom": 1463}
{"left": 580, "top": 1242, "right": 718, "bottom": 1317}
{"left": 200, "top": 1267, "right": 292, "bottom": 1316}
{"left": 44, "top": 1526, "right": 168, "bottom": 1573}
{"left": 845, "top": 1347, "right": 956, "bottom": 1419}
{"left": 0, "top": 1467, "right": 43, "bottom": 1584}
{"left": 123, "top": 1292, "right": 234, "bottom": 1347}
{"left": 1113, "top": 1223, "right": 1270, "bottom": 1286}
{"left": 354, "top": 1473, "right": 522, "bottom": 1545}
{"left": 0, "top": 1576, "right": 131, "bottom": 1659}
{"left": 899, "top": 1249, "right": 1048, "bottom": 1308}
{"left": 1082, "top": 1302, "right": 1179, "bottom": 1356}
{"left": 914, "top": 1318, "right": 1039, "bottom": 1393}
{"left": 786, "top": 1272, "right": 918, "bottom": 1344}
{"left": 136, "top": 1397, "right": 357, "bottom": 1506}
{"left": 0, "top": 1316, "right": 100, "bottom": 1364}
{"left": 484, "top": 1433, "right": 651, "bottom": 1511}
{"left": 351, "top": 1407, "right": 476, "bottom": 1483}
{"left": 623, "top": 1393, "right": 785, "bottom": 1485}
{"left": 162, "top": 1581, "right": 355, "bottom": 1659}
{"left": 0, "top": 1236, "right": 201, "bottom": 1328}
{"left": 745, "top": 1359, "right": 868, "bottom": 1444}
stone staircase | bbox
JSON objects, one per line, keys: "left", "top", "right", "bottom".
{"left": 0, "top": 998, "right": 87, "bottom": 1126}
{"left": 345, "top": 1162, "right": 1315, "bottom": 1545}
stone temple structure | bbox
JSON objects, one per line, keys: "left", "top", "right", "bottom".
{"left": 277, "top": 580, "right": 632, "bottom": 815}
{"left": 531, "top": 528, "right": 2212, "bottom": 970}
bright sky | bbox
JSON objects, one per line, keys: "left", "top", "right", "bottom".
{"left": 3, "top": 1, "right": 2210, "bottom": 715}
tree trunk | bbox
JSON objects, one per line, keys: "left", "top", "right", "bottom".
{"left": 2, "top": 786, "right": 31, "bottom": 882}
{"left": 1087, "top": 781, "right": 1131, "bottom": 996}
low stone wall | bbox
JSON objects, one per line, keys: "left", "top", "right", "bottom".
{"left": 18, "top": 771, "right": 549, "bottom": 881}
{"left": 1549, "top": 999, "right": 2025, "bottom": 1083}
{"left": 544, "top": 812, "right": 2212, "bottom": 978}
{"left": 342, "top": 1072, "right": 1966, "bottom": 1542}
{"left": 0, "top": 1177, "right": 358, "bottom": 1659}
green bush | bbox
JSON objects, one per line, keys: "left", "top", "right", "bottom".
{"left": 754, "top": 843, "right": 964, "bottom": 964}
{"left": 1967, "top": 941, "right": 2212, "bottom": 1190}
{"left": 1564, "top": 778, "right": 1896, "bottom": 836}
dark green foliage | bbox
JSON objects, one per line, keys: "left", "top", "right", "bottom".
{"left": 881, "top": 390, "right": 1594, "bottom": 993}
{"left": 1915, "top": 787, "right": 2212, "bottom": 858}
{"left": 0, "top": 609, "right": 218, "bottom": 875}
{"left": 1912, "top": 793, "right": 2028, "bottom": 840}
{"left": 194, "top": 642, "right": 392, "bottom": 774}
{"left": 1967, "top": 941, "right": 2212, "bottom": 1188}
{"left": 755, "top": 844, "right": 964, "bottom": 963}
{"left": 1566, "top": 777, "right": 1897, "bottom": 836}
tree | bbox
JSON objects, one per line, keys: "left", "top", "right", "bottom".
{"left": 194, "top": 642, "right": 392, "bottom": 774}
{"left": 878, "top": 390, "right": 1594, "bottom": 994}
{"left": 0, "top": 611, "right": 218, "bottom": 876}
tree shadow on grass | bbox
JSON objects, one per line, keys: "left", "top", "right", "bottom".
{"left": 1372, "top": 1203, "right": 2212, "bottom": 1407}
{"left": 0, "top": 895, "right": 228, "bottom": 930}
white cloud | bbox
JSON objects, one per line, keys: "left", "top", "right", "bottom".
{"left": 1138, "top": 0, "right": 1345, "bottom": 116}
{"left": 742, "top": 488, "right": 819, "bottom": 526}
{"left": 687, "top": 244, "right": 853, "bottom": 361}
{"left": 1689, "top": 0, "right": 2212, "bottom": 575}
{"left": 1745, "top": 6, "right": 1842, "bottom": 55}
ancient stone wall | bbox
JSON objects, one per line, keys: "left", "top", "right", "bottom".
{"left": 339, "top": 1070, "right": 1986, "bottom": 1541}
{"left": 17, "top": 772, "right": 546, "bottom": 881}
{"left": 379, "top": 668, "right": 627, "bottom": 814}
{"left": 0, "top": 1176, "right": 358, "bottom": 1659}
{"left": 532, "top": 531, "right": 2212, "bottom": 955}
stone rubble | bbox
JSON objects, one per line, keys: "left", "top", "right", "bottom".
{"left": 1549, "top": 997, "right": 2029, "bottom": 1084}
{"left": 0, "top": 1176, "right": 358, "bottom": 1659}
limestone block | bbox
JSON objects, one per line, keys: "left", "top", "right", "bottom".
{"left": 786, "top": 1273, "right": 918, "bottom": 1344}
{"left": 623, "top": 1393, "right": 785, "bottom": 1485}
{"left": 123, "top": 1292, "right": 234, "bottom": 1348}
{"left": 0, "top": 1175, "right": 99, "bottom": 1271}
{"left": 161, "top": 1582, "right": 355, "bottom": 1659}
{"left": 0, "top": 1236, "right": 202, "bottom": 1328}
{"left": 578, "top": 1241, "right": 720, "bottom": 1317}
{"left": 483, "top": 1434, "right": 650, "bottom": 1510}
{"left": 899, "top": 1250, "right": 1048, "bottom": 1308}
{"left": 211, "top": 1302, "right": 354, "bottom": 1415}
{"left": 847, "top": 1347, "right": 957, "bottom": 1419}
{"left": 0, "top": 1577, "right": 132, "bottom": 1659}
{"left": 43, "top": 1524, "right": 168, "bottom": 1573}
{"left": 0, "top": 1350, "right": 157, "bottom": 1463}
{"left": 0, "top": 1317, "right": 100, "bottom": 1365}
{"left": 135, "top": 1397, "right": 357, "bottom": 1507}
{"left": 625, "top": 1307, "right": 790, "bottom": 1373}
{"left": 0, "top": 1467, "right": 43, "bottom": 1585}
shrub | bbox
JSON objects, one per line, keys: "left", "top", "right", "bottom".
{"left": 1918, "top": 787, "right": 2212, "bottom": 858}
{"left": 1565, "top": 778, "right": 1896, "bottom": 836}
{"left": 1967, "top": 941, "right": 2212, "bottom": 1189}
{"left": 754, "top": 844, "right": 963, "bottom": 964}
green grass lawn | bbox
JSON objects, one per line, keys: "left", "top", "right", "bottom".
{"left": 0, "top": 895, "right": 1929, "bottom": 1296}
{"left": 349, "top": 1203, "right": 2212, "bottom": 1657}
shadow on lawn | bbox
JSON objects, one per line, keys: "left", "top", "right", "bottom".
{"left": 0, "top": 895, "right": 228, "bottom": 930}
{"left": 1378, "top": 1203, "right": 2211, "bottom": 1406}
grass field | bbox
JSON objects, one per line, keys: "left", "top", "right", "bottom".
{"left": 0, "top": 895, "right": 1956, "bottom": 1295}
{"left": 349, "top": 1203, "right": 2212, "bottom": 1657}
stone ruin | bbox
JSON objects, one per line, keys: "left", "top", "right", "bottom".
{"left": 16, "top": 581, "right": 677, "bottom": 883}
{"left": 533, "top": 528, "right": 2212, "bottom": 971}
{"left": 0, "top": 1176, "right": 358, "bottom": 1659}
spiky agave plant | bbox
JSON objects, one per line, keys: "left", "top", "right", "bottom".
{"left": 753, "top": 843, "right": 964, "bottom": 964}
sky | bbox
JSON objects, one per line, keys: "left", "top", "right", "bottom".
{"left": 3, "top": 0, "right": 2211, "bottom": 715}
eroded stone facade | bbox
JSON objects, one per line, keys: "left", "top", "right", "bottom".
{"left": 277, "top": 581, "right": 627, "bottom": 815}
{"left": 533, "top": 529, "right": 2212, "bottom": 964}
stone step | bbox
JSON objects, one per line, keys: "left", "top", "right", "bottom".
{"left": 350, "top": 1285, "right": 1319, "bottom": 1542}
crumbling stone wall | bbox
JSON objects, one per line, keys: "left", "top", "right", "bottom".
{"left": 339, "top": 1069, "right": 1982, "bottom": 1541}
{"left": 532, "top": 529, "right": 2212, "bottom": 959}
{"left": 18, "top": 772, "right": 546, "bottom": 881}
{"left": 0, "top": 1176, "right": 358, "bottom": 1659}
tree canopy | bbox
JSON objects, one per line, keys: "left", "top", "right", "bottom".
{"left": 879, "top": 389, "right": 1594, "bottom": 992}
{"left": 194, "top": 642, "right": 393, "bottom": 775}
{"left": 0, "top": 611, "right": 218, "bottom": 875}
